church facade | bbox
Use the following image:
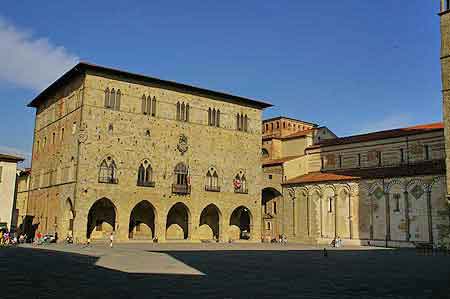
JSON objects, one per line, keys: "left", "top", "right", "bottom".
{"left": 26, "top": 62, "right": 271, "bottom": 243}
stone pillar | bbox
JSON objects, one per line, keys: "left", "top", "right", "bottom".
{"left": 334, "top": 194, "right": 338, "bottom": 238}
{"left": 385, "top": 192, "right": 391, "bottom": 242}
{"left": 307, "top": 194, "right": 310, "bottom": 237}
{"left": 319, "top": 196, "right": 323, "bottom": 238}
{"left": 369, "top": 195, "right": 374, "bottom": 240}
{"left": 349, "top": 194, "right": 353, "bottom": 239}
{"left": 426, "top": 189, "right": 434, "bottom": 244}
{"left": 404, "top": 191, "right": 410, "bottom": 241}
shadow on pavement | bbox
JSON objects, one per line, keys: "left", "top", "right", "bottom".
{"left": 2, "top": 247, "right": 450, "bottom": 298}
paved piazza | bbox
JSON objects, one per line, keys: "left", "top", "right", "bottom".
{"left": 2, "top": 243, "right": 450, "bottom": 298}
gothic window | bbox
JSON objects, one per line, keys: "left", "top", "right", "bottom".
{"left": 174, "top": 163, "right": 188, "bottom": 186}
{"left": 116, "top": 90, "right": 121, "bottom": 110}
{"left": 234, "top": 171, "right": 247, "bottom": 193}
{"left": 98, "top": 157, "right": 118, "bottom": 184}
{"left": 177, "top": 102, "right": 189, "bottom": 122}
{"left": 142, "top": 95, "right": 156, "bottom": 116}
{"left": 273, "top": 201, "right": 277, "bottom": 214}
{"left": 208, "top": 108, "right": 212, "bottom": 125}
{"left": 216, "top": 110, "right": 220, "bottom": 127}
{"left": 185, "top": 104, "right": 190, "bottom": 122}
{"left": 104, "top": 88, "right": 110, "bottom": 108}
{"left": 137, "top": 160, "right": 154, "bottom": 187}
{"left": 152, "top": 96, "right": 156, "bottom": 116}
{"left": 52, "top": 132, "right": 56, "bottom": 144}
{"left": 109, "top": 89, "right": 116, "bottom": 109}
{"left": 108, "top": 124, "right": 114, "bottom": 134}
{"left": 208, "top": 108, "right": 220, "bottom": 127}
{"left": 181, "top": 102, "right": 185, "bottom": 121}
{"left": 328, "top": 197, "right": 333, "bottom": 213}
{"left": 276, "top": 122, "right": 280, "bottom": 129}
{"left": 104, "top": 88, "right": 121, "bottom": 110}
{"left": 236, "top": 113, "right": 249, "bottom": 132}
{"left": 205, "top": 167, "right": 220, "bottom": 191}
{"left": 61, "top": 128, "right": 65, "bottom": 142}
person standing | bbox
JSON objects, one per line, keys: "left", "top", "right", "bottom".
{"left": 109, "top": 232, "right": 114, "bottom": 248}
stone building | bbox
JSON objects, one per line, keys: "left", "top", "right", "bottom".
{"left": 0, "top": 153, "right": 24, "bottom": 231}
{"left": 14, "top": 168, "right": 31, "bottom": 233}
{"left": 280, "top": 123, "right": 448, "bottom": 247}
{"left": 440, "top": 1, "right": 450, "bottom": 200}
{"left": 26, "top": 62, "right": 271, "bottom": 243}
{"left": 260, "top": 117, "right": 336, "bottom": 241}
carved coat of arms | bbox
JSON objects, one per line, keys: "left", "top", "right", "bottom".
{"left": 177, "top": 134, "right": 188, "bottom": 154}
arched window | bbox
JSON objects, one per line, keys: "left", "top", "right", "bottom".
{"left": 244, "top": 115, "right": 248, "bottom": 132}
{"left": 109, "top": 88, "right": 116, "bottom": 109}
{"left": 216, "top": 109, "right": 220, "bottom": 127}
{"left": 152, "top": 96, "right": 156, "bottom": 116}
{"left": 99, "top": 158, "right": 118, "bottom": 184}
{"left": 104, "top": 88, "right": 110, "bottom": 108}
{"left": 176, "top": 102, "right": 181, "bottom": 120}
{"left": 205, "top": 167, "right": 220, "bottom": 192}
{"left": 212, "top": 109, "right": 216, "bottom": 126}
{"left": 236, "top": 113, "right": 241, "bottom": 130}
{"left": 261, "top": 148, "right": 269, "bottom": 158}
{"left": 208, "top": 108, "right": 212, "bottom": 126}
{"left": 181, "top": 103, "right": 185, "bottom": 121}
{"left": 115, "top": 89, "right": 121, "bottom": 111}
{"left": 174, "top": 163, "right": 188, "bottom": 185}
{"left": 185, "top": 104, "right": 190, "bottom": 122}
{"left": 137, "top": 160, "right": 154, "bottom": 187}
{"left": 233, "top": 171, "right": 248, "bottom": 194}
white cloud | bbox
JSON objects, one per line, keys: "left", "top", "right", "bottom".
{"left": 0, "top": 17, "right": 78, "bottom": 90}
{"left": 352, "top": 114, "right": 415, "bottom": 135}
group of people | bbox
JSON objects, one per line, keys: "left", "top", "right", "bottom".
{"left": 330, "top": 236, "right": 343, "bottom": 248}
{"left": 0, "top": 230, "right": 27, "bottom": 246}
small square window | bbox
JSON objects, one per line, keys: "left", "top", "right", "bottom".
{"left": 268, "top": 175, "right": 273, "bottom": 180}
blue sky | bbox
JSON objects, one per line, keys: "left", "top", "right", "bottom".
{"left": 0, "top": 1, "right": 443, "bottom": 162}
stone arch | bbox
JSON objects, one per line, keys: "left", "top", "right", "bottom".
{"left": 386, "top": 179, "right": 405, "bottom": 193}
{"left": 229, "top": 206, "right": 253, "bottom": 240}
{"left": 87, "top": 198, "right": 117, "bottom": 239}
{"left": 129, "top": 200, "right": 157, "bottom": 240}
{"left": 166, "top": 202, "right": 190, "bottom": 240}
{"left": 199, "top": 204, "right": 222, "bottom": 241}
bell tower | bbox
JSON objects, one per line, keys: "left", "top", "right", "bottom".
{"left": 440, "top": 0, "right": 450, "bottom": 197}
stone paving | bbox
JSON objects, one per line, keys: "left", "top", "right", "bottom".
{"left": 2, "top": 243, "right": 450, "bottom": 298}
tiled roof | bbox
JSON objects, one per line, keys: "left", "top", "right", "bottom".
{"left": 262, "top": 128, "right": 317, "bottom": 141}
{"left": 28, "top": 62, "right": 273, "bottom": 109}
{"left": 262, "top": 155, "right": 303, "bottom": 167}
{"left": 308, "top": 122, "right": 443, "bottom": 149}
{"left": 282, "top": 128, "right": 317, "bottom": 140}
{"left": 283, "top": 160, "right": 445, "bottom": 185}
{"left": 0, "top": 153, "right": 24, "bottom": 162}
{"left": 263, "top": 116, "right": 318, "bottom": 126}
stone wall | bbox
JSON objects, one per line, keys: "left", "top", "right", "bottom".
{"left": 28, "top": 69, "right": 265, "bottom": 243}
{"left": 283, "top": 175, "right": 448, "bottom": 247}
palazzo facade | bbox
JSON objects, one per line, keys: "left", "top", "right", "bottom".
{"left": 25, "top": 62, "right": 271, "bottom": 243}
